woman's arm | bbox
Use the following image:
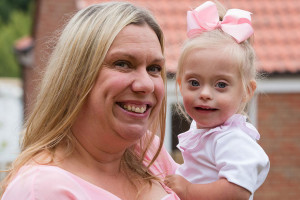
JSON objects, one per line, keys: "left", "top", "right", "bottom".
{"left": 165, "top": 174, "right": 250, "bottom": 200}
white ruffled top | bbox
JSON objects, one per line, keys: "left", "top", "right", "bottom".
{"left": 176, "top": 114, "right": 270, "bottom": 200}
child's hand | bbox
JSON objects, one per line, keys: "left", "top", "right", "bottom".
{"left": 164, "top": 174, "right": 191, "bottom": 200}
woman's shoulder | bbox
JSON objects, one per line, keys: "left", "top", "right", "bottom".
{"left": 2, "top": 165, "right": 88, "bottom": 200}
{"left": 146, "top": 135, "right": 179, "bottom": 178}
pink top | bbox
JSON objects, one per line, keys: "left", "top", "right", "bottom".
{"left": 2, "top": 136, "right": 180, "bottom": 200}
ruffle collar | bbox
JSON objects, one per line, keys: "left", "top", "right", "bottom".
{"left": 177, "top": 114, "right": 260, "bottom": 151}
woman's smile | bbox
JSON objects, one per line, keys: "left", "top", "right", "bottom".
{"left": 117, "top": 102, "right": 150, "bottom": 114}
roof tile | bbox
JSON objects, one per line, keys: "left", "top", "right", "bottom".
{"left": 80, "top": 0, "right": 300, "bottom": 74}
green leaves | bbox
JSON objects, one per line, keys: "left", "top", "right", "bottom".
{"left": 0, "top": 0, "right": 32, "bottom": 24}
{"left": 0, "top": 3, "right": 32, "bottom": 77}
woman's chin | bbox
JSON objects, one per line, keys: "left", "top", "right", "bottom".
{"left": 116, "top": 125, "right": 149, "bottom": 141}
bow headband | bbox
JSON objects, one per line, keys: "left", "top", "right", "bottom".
{"left": 187, "top": 1, "right": 254, "bottom": 43}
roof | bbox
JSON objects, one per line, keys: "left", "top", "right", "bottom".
{"left": 229, "top": 0, "right": 300, "bottom": 74}
{"left": 78, "top": 0, "right": 300, "bottom": 74}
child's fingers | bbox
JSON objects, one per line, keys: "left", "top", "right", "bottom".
{"left": 164, "top": 176, "right": 170, "bottom": 185}
{"left": 164, "top": 175, "right": 173, "bottom": 181}
{"left": 164, "top": 175, "right": 174, "bottom": 186}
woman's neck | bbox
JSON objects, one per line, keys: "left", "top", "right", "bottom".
{"left": 56, "top": 139, "right": 126, "bottom": 175}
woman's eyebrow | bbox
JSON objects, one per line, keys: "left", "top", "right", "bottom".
{"left": 108, "top": 51, "right": 165, "bottom": 63}
{"left": 152, "top": 57, "right": 165, "bottom": 64}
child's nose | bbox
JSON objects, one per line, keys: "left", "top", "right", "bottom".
{"left": 199, "top": 85, "right": 213, "bottom": 100}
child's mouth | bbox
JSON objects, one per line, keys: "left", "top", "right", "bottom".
{"left": 196, "top": 106, "right": 217, "bottom": 111}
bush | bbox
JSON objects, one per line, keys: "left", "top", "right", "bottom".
{"left": 0, "top": 11, "right": 32, "bottom": 77}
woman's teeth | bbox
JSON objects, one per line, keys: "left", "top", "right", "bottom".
{"left": 123, "top": 104, "right": 146, "bottom": 113}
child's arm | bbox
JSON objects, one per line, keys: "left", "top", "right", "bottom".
{"left": 164, "top": 174, "right": 250, "bottom": 200}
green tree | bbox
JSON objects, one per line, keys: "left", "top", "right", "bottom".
{"left": 0, "top": 0, "right": 32, "bottom": 23}
{"left": 0, "top": 0, "right": 33, "bottom": 77}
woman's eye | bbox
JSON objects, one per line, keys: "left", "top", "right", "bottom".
{"left": 188, "top": 80, "right": 200, "bottom": 87}
{"left": 147, "top": 65, "right": 162, "bottom": 74}
{"left": 114, "top": 61, "right": 130, "bottom": 69}
{"left": 216, "top": 82, "right": 227, "bottom": 88}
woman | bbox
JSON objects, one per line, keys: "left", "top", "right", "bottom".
{"left": 1, "top": 2, "right": 179, "bottom": 200}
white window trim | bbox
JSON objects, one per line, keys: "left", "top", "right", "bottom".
{"left": 250, "top": 77, "right": 300, "bottom": 126}
{"left": 257, "top": 77, "right": 300, "bottom": 93}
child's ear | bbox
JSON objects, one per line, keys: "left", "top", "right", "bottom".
{"left": 177, "top": 79, "right": 182, "bottom": 93}
{"left": 247, "top": 80, "right": 257, "bottom": 100}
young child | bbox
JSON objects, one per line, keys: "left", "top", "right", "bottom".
{"left": 164, "top": 1, "right": 270, "bottom": 200}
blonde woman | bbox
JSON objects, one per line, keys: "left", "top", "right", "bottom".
{"left": 1, "top": 2, "right": 179, "bottom": 200}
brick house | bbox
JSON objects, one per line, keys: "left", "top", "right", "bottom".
{"left": 14, "top": 0, "right": 300, "bottom": 199}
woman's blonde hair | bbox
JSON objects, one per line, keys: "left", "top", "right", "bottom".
{"left": 176, "top": 1, "right": 257, "bottom": 120}
{"left": 1, "top": 2, "right": 166, "bottom": 194}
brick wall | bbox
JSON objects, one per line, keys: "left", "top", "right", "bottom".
{"left": 255, "top": 93, "right": 300, "bottom": 199}
{"left": 24, "top": 0, "right": 77, "bottom": 117}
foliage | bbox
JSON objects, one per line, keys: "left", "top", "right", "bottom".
{"left": 0, "top": 11, "right": 32, "bottom": 77}
{"left": 0, "top": 0, "right": 32, "bottom": 23}
{"left": 0, "top": 0, "right": 33, "bottom": 77}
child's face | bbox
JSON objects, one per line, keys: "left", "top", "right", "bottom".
{"left": 179, "top": 48, "right": 246, "bottom": 129}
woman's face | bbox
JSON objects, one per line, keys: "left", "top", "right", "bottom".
{"left": 75, "top": 24, "right": 165, "bottom": 150}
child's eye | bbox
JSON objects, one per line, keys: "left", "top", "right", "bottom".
{"left": 147, "top": 65, "right": 162, "bottom": 74}
{"left": 188, "top": 80, "right": 200, "bottom": 87}
{"left": 216, "top": 82, "right": 227, "bottom": 88}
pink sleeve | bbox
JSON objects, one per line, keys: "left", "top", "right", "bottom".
{"left": 146, "top": 136, "right": 179, "bottom": 179}
{"left": 2, "top": 167, "right": 88, "bottom": 200}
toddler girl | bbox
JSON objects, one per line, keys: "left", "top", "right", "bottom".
{"left": 164, "top": 1, "right": 270, "bottom": 200}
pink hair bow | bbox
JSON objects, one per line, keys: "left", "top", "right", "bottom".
{"left": 187, "top": 1, "right": 254, "bottom": 43}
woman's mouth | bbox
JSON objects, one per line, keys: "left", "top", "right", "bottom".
{"left": 117, "top": 103, "right": 148, "bottom": 114}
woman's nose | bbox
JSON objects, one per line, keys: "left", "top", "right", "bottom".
{"left": 131, "top": 70, "right": 154, "bottom": 94}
